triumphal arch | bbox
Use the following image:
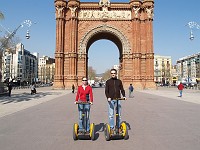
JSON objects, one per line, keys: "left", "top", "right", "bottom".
{"left": 54, "top": 0, "right": 155, "bottom": 89}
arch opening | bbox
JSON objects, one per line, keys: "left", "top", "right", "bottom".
{"left": 88, "top": 39, "right": 120, "bottom": 75}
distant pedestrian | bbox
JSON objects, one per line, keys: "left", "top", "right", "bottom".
{"left": 30, "top": 82, "right": 36, "bottom": 95}
{"left": 128, "top": 84, "right": 134, "bottom": 98}
{"left": 72, "top": 84, "right": 75, "bottom": 93}
{"left": 7, "top": 81, "right": 13, "bottom": 97}
{"left": 177, "top": 82, "right": 184, "bottom": 97}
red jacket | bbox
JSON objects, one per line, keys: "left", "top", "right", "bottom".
{"left": 75, "top": 85, "right": 93, "bottom": 102}
{"left": 178, "top": 83, "right": 184, "bottom": 90}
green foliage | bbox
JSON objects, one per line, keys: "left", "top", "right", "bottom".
{"left": 88, "top": 66, "right": 96, "bottom": 80}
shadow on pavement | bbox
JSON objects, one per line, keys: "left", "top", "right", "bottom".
{"left": 0, "top": 91, "right": 63, "bottom": 105}
{"left": 92, "top": 123, "right": 104, "bottom": 141}
{"left": 124, "top": 121, "right": 131, "bottom": 130}
{"left": 95, "top": 122, "right": 105, "bottom": 132}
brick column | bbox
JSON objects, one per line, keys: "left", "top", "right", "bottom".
{"left": 144, "top": 0, "right": 156, "bottom": 89}
{"left": 64, "top": 0, "right": 80, "bottom": 89}
{"left": 54, "top": 0, "right": 66, "bottom": 89}
{"left": 130, "top": 1, "right": 143, "bottom": 89}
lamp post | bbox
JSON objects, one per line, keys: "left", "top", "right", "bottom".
{"left": 186, "top": 21, "right": 200, "bottom": 40}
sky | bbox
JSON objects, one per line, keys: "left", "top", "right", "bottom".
{"left": 0, "top": 0, "right": 200, "bottom": 74}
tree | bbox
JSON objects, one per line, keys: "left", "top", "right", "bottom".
{"left": 88, "top": 66, "right": 96, "bottom": 80}
{"left": 0, "top": 35, "right": 20, "bottom": 53}
{"left": 0, "top": 11, "right": 5, "bottom": 93}
{"left": 102, "top": 69, "right": 110, "bottom": 81}
{"left": 0, "top": 11, "right": 4, "bottom": 20}
{"left": 0, "top": 11, "right": 5, "bottom": 84}
{"left": 0, "top": 12, "right": 20, "bottom": 53}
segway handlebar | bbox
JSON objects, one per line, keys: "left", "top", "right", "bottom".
{"left": 75, "top": 101, "right": 92, "bottom": 104}
{"left": 115, "top": 97, "right": 126, "bottom": 100}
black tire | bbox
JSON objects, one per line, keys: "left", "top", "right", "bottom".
{"left": 104, "top": 124, "right": 110, "bottom": 141}
{"left": 73, "top": 123, "right": 78, "bottom": 141}
{"left": 124, "top": 127, "right": 129, "bottom": 140}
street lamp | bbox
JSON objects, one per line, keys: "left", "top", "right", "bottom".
{"left": 186, "top": 21, "right": 200, "bottom": 40}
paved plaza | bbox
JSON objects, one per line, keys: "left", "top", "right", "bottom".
{"left": 0, "top": 87, "right": 70, "bottom": 118}
{"left": 0, "top": 86, "right": 200, "bottom": 150}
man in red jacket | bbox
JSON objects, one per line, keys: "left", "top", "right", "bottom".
{"left": 75, "top": 77, "right": 93, "bottom": 133}
{"left": 178, "top": 82, "right": 184, "bottom": 97}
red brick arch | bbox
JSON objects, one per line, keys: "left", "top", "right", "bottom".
{"left": 54, "top": 0, "right": 156, "bottom": 89}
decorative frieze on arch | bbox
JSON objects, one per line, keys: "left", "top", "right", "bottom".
{"left": 78, "top": 24, "right": 131, "bottom": 58}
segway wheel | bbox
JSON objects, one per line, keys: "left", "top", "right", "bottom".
{"left": 90, "top": 123, "right": 95, "bottom": 141}
{"left": 104, "top": 123, "right": 111, "bottom": 141}
{"left": 73, "top": 123, "right": 79, "bottom": 141}
{"left": 120, "top": 122, "right": 129, "bottom": 140}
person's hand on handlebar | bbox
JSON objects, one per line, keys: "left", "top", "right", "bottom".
{"left": 74, "top": 101, "right": 77, "bottom": 104}
{"left": 107, "top": 98, "right": 111, "bottom": 101}
{"left": 123, "top": 97, "right": 127, "bottom": 100}
{"left": 90, "top": 102, "right": 93, "bottom": 105}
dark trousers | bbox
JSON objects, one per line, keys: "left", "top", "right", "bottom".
{"left": 8, "top": 90, "right": 11, "bottom": 97}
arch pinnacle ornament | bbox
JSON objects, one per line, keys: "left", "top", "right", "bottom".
{"left": 99, "top": 0, "right": 110, "bottom": 7}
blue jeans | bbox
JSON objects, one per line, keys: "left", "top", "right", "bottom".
{"left": 78, "top": 104, "right": 90, "bottom": 131}
{"left": 179, "top": 90, "right": 183, "bottom": 97}
{"left": 129, "top": 90, "right": 133, "bottom": 98}
{"left": 108, "top": 100, "right": 121, "bottom": 129}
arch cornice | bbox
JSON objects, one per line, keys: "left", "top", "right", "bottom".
{"left": 78, "top": 24, "right": 131, "bottom": 58}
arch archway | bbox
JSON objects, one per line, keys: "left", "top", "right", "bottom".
{"left": 88, "top": 39, "right": 119, "bottom": 74}
{"left": 54, "top": 0, "right": 156, "bottom": 89}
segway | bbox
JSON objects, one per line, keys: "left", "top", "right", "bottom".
{"left": 104, "top": 98, "right": 129, "bottom": 141}
{"left": 73, "top": 101, "right": 95, "bottom": 141}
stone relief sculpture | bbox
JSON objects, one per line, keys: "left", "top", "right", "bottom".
{"left": 78, "top": 10, "right": 131, "bottom": 20}
{"left": 56, "top": 6, "right": 64, "bottom": 18}
{"left": 133, "top": 7, "right": 140, "bottom": 18}
{"left": 146, "top": 7, "right": 154, "bottom": 19}
{"left": 69, "top": 7, "right": 77, "bottom": 18}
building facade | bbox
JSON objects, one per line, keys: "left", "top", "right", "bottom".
{"left": 154, "top": 55, "right": 172, "bottom": 85}
{"left": 176, "top": 52, "right": 200, "bottom": 83}
{"left": 1, "top": 43, "right": 38, "bottom": 85}
{"left": 38, "top": 56, "right": 55, "bottom": 84}
{"left": 54, "top": 0, "right": 155, "bottom": 89}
